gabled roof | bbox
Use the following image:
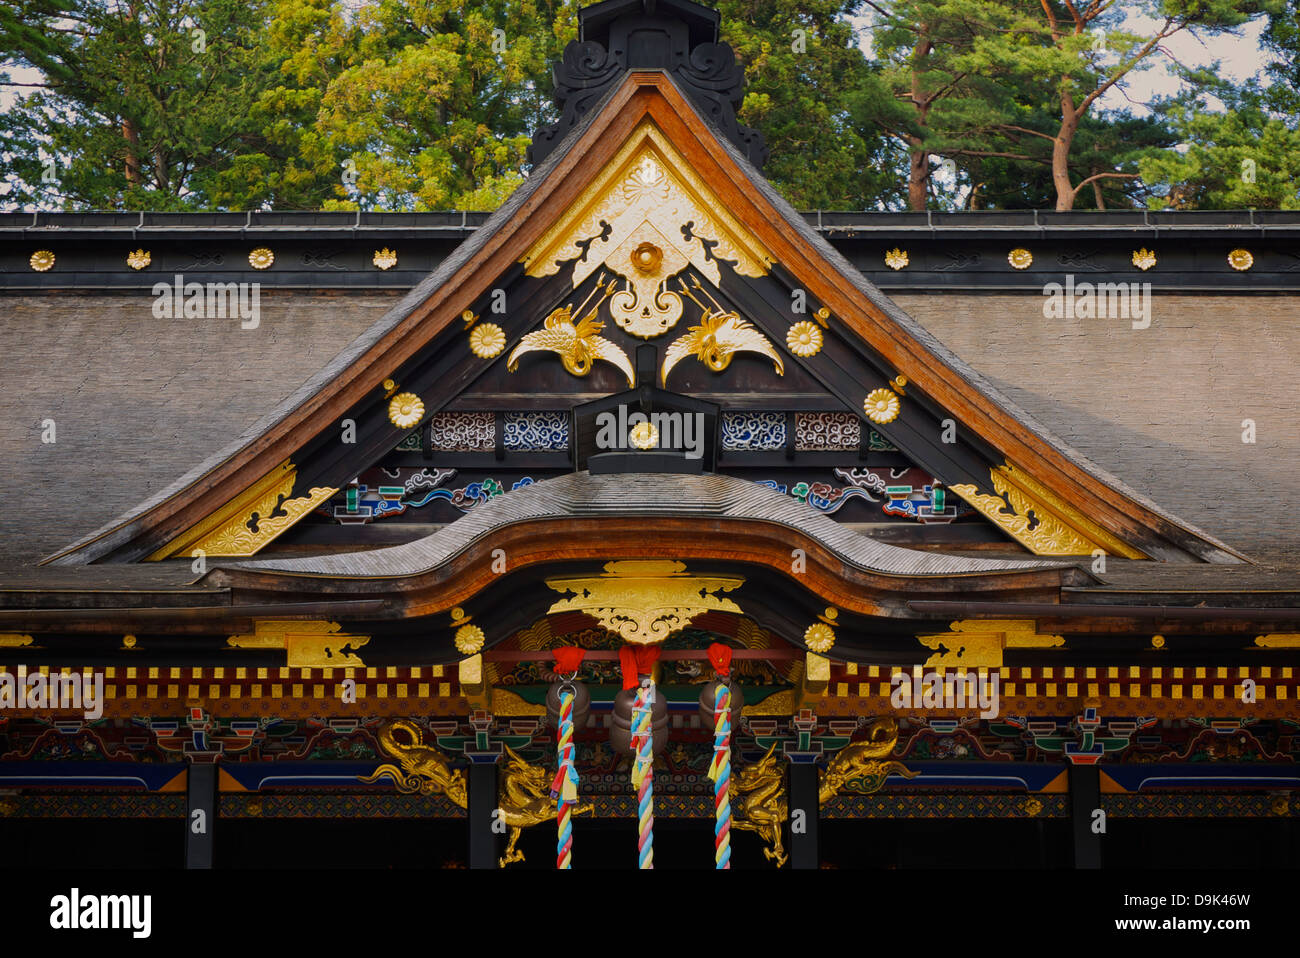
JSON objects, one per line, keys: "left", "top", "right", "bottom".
{"left": 46, "top": 69, "right": 1243, "bottom": 567}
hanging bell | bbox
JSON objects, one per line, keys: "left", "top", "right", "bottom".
{"left": 698, "top": 678, "right": 745, "bottom": 728}
{"left": 545, "top": 678, "right": 591, "bottom": 730}
{"left": 609, "top": 686, "right": 669, "bottom": 756}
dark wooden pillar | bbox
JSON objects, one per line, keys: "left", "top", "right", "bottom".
{"left": 787, "top": 759, "right": 820, "bottom": 869}
{"left": 466, "top": 755, "right": 500, "bottom": 869}
{"left": 185, "top": 761, "right": 219, "bottom": 869}
{"left": 1069, "top": 764, "right": 1102, "bottom": 869}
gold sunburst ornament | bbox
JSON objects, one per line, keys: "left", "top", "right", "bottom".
{"left": 884, "top": 248, "right": 909, "bottom": 270}
{"left": 786, "top": 321, "right": 823, "bottom": 357}
{"left": 863, "top": 387, "right": 901, "bottom": 425}
{"left": 1132, "top": 248, "right": 1156, "bottom": 271}
{"left": 248, "top": 247, "right": 275, "bottom": 270}
{"left": 469, "top": 322, "right": 506, "bottom": 358}
{"left": 629, "top": 421, "right": 659, "bottom": 449}
{"left": 388, "top": 392, "right": 425, "bottom": 429}
{"left": 1007, "top": 248, "right": 1032, "bottom": 270}
{"left": 454, "top": 624, "right": 485, "bottom": 656}
{"left": 373, "top": 248, "right": 398, "bottom": 270}
{"left": 804, "top": 623, "right": 836, "bottom": 653}
{"left": 29, "top": 250, "right": 54, "bottom": 272}
{"left": 127, "top": 249, "right": 151, "bottom": 270}
{"left": 1227, "top": 248, "right": 1253, "bottom": 271}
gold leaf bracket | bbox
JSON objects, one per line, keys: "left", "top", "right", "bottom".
{"left": 949, "top": 463, "right": 1145, "bottom": 558}
{"left": 226, "top": 620, "right": 370, "bottom": 667}
{"left": 917, "top": 619, "right": 1064, "bottom": 669}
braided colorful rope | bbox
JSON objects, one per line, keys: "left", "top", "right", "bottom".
{"left": 707, "top": 682, "right": 732, "bottom": 869}
{"left": 630, "top": 680, "right": 655, "bottom": 869}
{"left": 554, "top": 686, "right": 578, "bottom": 869}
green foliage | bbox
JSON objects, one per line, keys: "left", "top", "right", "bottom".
{"left": 714, "top": 0, "right": 904, "bottom": 209}
{"left": 1, "top": 0, "right": 268, "bottom": 209}
{"left": 1139, "top": 81, "right": 1300, "bottom": 209}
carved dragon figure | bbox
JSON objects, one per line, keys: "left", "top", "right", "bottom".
{"left": 731, "top": 743, "right": 789, "bottom": 867}
{"left": 358, "top": 718, "right": 468, "bottom": 807}
{"left": 497, "top": 744, "right": 594, "bottom": 867}
{"left": 360, "top": 722, "right": 593, "bottom": 868}
{"left": 819, "top": 717, "right": 918, "bottom": 802}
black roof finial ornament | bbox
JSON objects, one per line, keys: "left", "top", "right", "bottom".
{"left": 528, "top": 0, "right": 768, "bottom": 169}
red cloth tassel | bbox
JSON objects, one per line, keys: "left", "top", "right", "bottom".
{"left": 619, "top": 645, "right": 662, "bottom": 689}
{"left": 552, "top": 646, "right": 585, "bottom": 674}
{"left": 707, "top": 642, "right": 732, "bottom": 678}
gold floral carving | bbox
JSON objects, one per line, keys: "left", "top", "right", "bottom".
{"left": 388, "top": 392, "right": 425, "bottom": 428}
{"left": 884, "top": 248, "right": 909, "bottom": 270}
{"left": 1132, "top": 248, "right": 1156, "bottom": 271}
{"left": 372, "top": 248, "right": 398, "bottom": 270}
{"left": 127, "top": 249, "right": 151, "bottom": 270}
{"left": 454, "top": 624, "right": 485, "bottom": 655}
{"left": 248, "top": 247, "right": 274, "bottom": 270}
{"left": 629, "top": 421, "right": 658, "bottom": 449}
{"left": 786, "top": 320, "right": 823, "bottom": 357}
{"left": 1227, "top": 248, "right": 1253, "bottom": 271}
{"left": 544, "top": 559, "right": 743, "bottom": 645}
{"left": 863, "top": 387, "right": 901, "bottom": 424}
{"left": 662, "top": 310, "right": 783, "bottom": 384}
{"left": 469, "top": 322, "right": 505, "bottom": 358}
{"left": 948, "top": 463, "right": 1146, "bottom": 558}
{"left": 803, "top": 623, "right": 836, "bottom": 653}
{"left": 148, "top": 459, "right": 337, "bottom": 559}
{"left": 226, "top": 620, "right": 370, "bottom": 667}
{"left": 917, "top": 619, "right": 1065, "bottom": 668}
{"left": 508, "top": 303, "right": 635, "bottom": 387}
{"left": 29, "top": 250, "right": 54, "bottom": 272}
{"left": 1007, "top": 248, "right": 1032, "bottom": 270}
{"left": 521, "top": 120, "right": 771, "bottom": 335}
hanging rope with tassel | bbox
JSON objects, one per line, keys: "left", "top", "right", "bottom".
{"left": 621, "top": 645, "right": 661, "bottom": 870}
{"left": 706, "top": 643, "right": 733, "bottom": 870}
{"left": 550, "top": 646, "right": 585, "bottom": 870}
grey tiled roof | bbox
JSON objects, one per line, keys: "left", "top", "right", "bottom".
{"left": 232, "top": 471, "right": 1061, "bottom": 579}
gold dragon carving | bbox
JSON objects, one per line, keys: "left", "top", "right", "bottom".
{"left": 819, "top": 717, "right": 918, "bottom": 801}
{"left": 359, "top": 721, "right": 591, "bottom": 868}
{"left": 732, "top": 743, "right": 789, "bottom": 867}
{"left": 732, "top": 718, "right": 915, "bottom": 867}
{"left": 359, "top": 719, "right": 469, "bottom": 806}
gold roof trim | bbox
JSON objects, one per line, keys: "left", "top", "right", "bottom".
{"left": 521, "top": 119, "right": 772, "bottom": 289}
{"left": 148, "top": 459, "right": 336, "bottom": 559}
{"left": 950, "top": 463, "right": 1146, "bottom": 558}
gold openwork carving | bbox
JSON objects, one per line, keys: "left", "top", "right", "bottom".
{"left": 148, "top": 459, "right": 337, "bottom": 559}
{"left": 522, "top": 120, "right": 771, "bottom": 341}
{"left": 732, "top": 744, "right": 788, "bottom": 866}
{"left": 949, "top": 463, "right": 1145, "bottom": 558}
{"left": 127, "top": 249, "right": 151, "bottom": 270}
{"left": 543, "top": 559, "right": 743, "bottom": 645}
{"left": 226, "top": 620, "right": 371, "bottom": 667}
{"left": 917, "top": 619, "right": 1064, "bottom": 668}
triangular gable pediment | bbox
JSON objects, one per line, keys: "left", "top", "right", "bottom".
{"left": 47, "top": 70, "right": 1243, "bottom": 566}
